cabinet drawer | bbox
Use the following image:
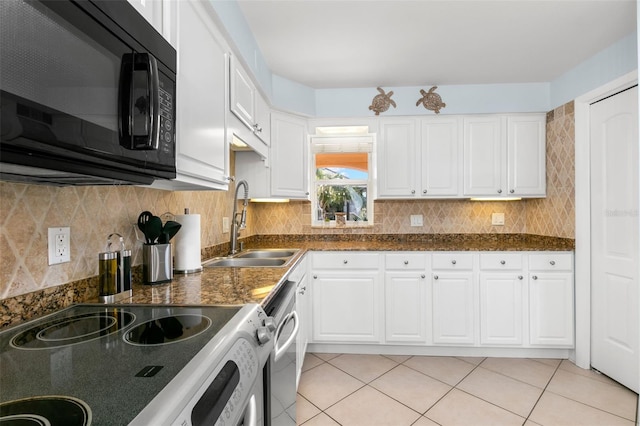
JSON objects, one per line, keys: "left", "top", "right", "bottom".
{"left": 385, "top": 253, "right": 427, "bottom": 270}
{"left": 432, "top": 253, "right": 474, "bottom": 270}
{"left": 529, "top": 253, "right": 573, "bottom": 271}
{"left": 479, "top": 253, "right": 523, "bottom": 270}
{"left": 313, "top": 252, "right": 380, "bottom": 269}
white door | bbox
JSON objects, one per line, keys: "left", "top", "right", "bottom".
{"left": 590, "top": 86, "right": 639, "bottom": 393}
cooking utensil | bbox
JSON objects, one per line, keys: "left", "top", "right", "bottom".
{"left": 144, "top": 216, "right": 163, "bottom": 244}
{"left": 162, "top": 221, "right": 182, "bottom": 242}
{"left": 137, "top": 211, "right": 153, "bottom": 234}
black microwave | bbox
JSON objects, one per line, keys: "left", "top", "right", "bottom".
{"left": 0, "top": 0, "right": 177, "bottom": 185}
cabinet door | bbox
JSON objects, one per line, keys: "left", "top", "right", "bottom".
{"left": 312, "top": 272, "right": 381, "bottom": 343}
{"left": 385, "top": 272, "right": 427, "bottom": 343}
{"left": 463, "top": 116, "right": 505, "bottom": 196}
{"left": 378, "top": 119, "right": 419, "bottom": 198}
{"left": 529, "top": 272, "right": 574, "bottom": 347}
{"left": 174, "top": 1, "right": 229, "bottom": 187}
{"left": 479, "top": 273, "right": 524, "bottom": 345}
{"left": 229, "top": 55, "right": 256, "bottom": 130}
{"left": 254, "top": 93, "right": 271, "bottom": 145}
{"left": 431, "top": 272, "right": 476, "bottom": 345}
{"left": 507, "top": 115, "right": 546, "bottom": 196}
{"left": 270, "top": 112, "right": 309, "bottom": 198}
{"left": 421, "top": 117, "right": 461, "bottom": 196}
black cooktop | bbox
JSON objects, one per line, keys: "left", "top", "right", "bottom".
{"left": 0, "top": 304, "right": 243, "bottom": 425}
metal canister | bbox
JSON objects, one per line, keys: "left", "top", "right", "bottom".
{"left": 98, "top": 252, "right": 118, "bottom": 297}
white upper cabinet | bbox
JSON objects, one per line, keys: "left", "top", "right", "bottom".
{"left": 270, "top": 112, "right": 309, "bottom": 199}
{"left": 377, "top": 117, "right": 462, "bottom": 198}
{"left": 421, "top": 117, "right": 462, "bottom": 196}
{"left": 229, "top": 56, "right": 271, "bottom": 147}
{"left": 152, "top": 0, "right": 229, "bottom": 190}
{"left": 127, "top": 0, "right": 175, "bottom": 46}
{"left": 463, "top": 114, "right": 546, "bottom": 198}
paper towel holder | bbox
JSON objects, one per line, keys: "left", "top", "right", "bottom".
{"left": 173, "top": 208, "right": 203, "bottom": 274}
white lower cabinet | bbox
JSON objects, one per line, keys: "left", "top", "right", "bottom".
{"left": 311, "top": 253, "right": 381, "bottom": 343}
{"left": 308, "top": 250, "right": 574, "bottom": 353}
{"left": 384, "top": 253, "right": 428, "bottom": 343}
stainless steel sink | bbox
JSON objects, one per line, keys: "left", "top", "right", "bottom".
{"left": 203, "top": 249, "right": 299, "bottom": 268}
{"left": 235, "top": 249, "right": 297, "bottom": 259}
{"left": 203, "top": 258, "right": 287, "bottom": 268}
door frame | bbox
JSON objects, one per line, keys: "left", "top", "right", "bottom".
{"left": 573, "top": 70, "right": 638, "bottom": 369}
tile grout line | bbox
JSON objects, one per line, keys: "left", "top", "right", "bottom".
{"left": 523, "top": 357, "right": 563, "bottom": 422}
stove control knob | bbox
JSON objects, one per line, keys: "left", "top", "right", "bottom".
{"left": 256, "top": 327, "right": 272, "bottom": 345}
{"left": 263, "top": 316, "right": 277, "bottom": 332}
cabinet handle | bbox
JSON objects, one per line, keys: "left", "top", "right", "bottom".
{"left": 404, "top": 260, "right": 409, "bottom": 265}
{"left": 421, "top": 274, "right": 426, "bottom": 279}
{"left": 532, "top": 275, "right": 538, "bottom": 280}
{"left": 422, "top": 189, "right": 427, "bottom": 194}
{"left": 411, "top": 190, "right": 416, "bottom": 194}
{"left": 451, "top": 260, "right": 457, "bottom": 265}
{"left": 434, "top": 275, "right": 439, "bottom": 280}
{"left": 550, "top": 260, "right": 556, "bottom": 266}
{"left": 510, "top": 189, "right": 515, "bottom": 194}
{"left": 313, "top": 275, "right": 317, "bottom": 279}
{"left": 518, "top": 275, "right": 523, "bottom": 280}
{"left": 497, "top": 189, "right": 503, "bottom": 194}
{"left": 343, "top": 260, "right": 348, "bottom": 264}
{"left": 500, "top": 260, "right": 506, "bottom": 265}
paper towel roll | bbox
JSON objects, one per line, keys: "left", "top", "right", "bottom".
{"left": 174, "top": 213, "right": 202, "bottom": 273}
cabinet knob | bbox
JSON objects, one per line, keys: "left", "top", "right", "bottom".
{"left": 510, "top": 189, "right": 515, "bottom": 194}
{"left": 343, "top": 260, "right": 348, "bottom": 264}
{"left": 451, "top": 260, "right": 457, "bottom": 265}
{"left": 550, "top": 260, "right": 556, "bottom": 266}
{"left": 421, "top": 274, "right": 425, "bottom": 279}
{"left": 411, "top": 190, "right": 416, "bottom": 194}
{"left": 423, "top": 189, "right": 427, "bottom": 194}
{"left": 497, "top": 189, "right": 503, "bottom": 194}
{"left": 313, "top": 275, "right": 318, "bottom": 279}
{"left": 500, "top": 260, "right": 506, "bottom": 265}
{"left": 305, "top": 192, "right": 310, "bottom": 196}
{"left": 434, "top": 275, "right": 439, "bottom": 280}
{"left": 532, "top": 275, "right": 538, "bottom": 280}
{"left": 518, "top": 275, "right": 523, "bottom": 280}
{"left": 404, "top": 260, "right": 409, "bottom": 265}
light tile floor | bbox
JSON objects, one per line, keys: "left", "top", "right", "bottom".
{"left": 297, "top": 353, "right": 638, "bottom": 426}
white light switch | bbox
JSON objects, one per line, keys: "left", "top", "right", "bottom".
{"left": 222, "top": 217, "right": 230, "bottom": 233}
{"left": 492, "top": 212, "right": 505, "bottom": 226}
{"left": 410, "top": 214, "right": 423, "bottom": 227}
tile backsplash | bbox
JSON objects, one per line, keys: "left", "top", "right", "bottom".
{"left": 0, "top": 102, "right": 575, "bottom": 300}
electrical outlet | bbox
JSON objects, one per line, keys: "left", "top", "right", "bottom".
{"left": 410, "top": 214, "right": 423, "bottom": 227}
{"left": 222, "top": 217, "right": 230, "bottom": 233}
{"left": 48, "top": 227, "right": 70, "bottom": 265}
{"left": 492, "top": 212, "right": 505, "bottom": 226}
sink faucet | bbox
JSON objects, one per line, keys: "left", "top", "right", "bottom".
{"left": 230, "top": 179, "right": 249, "bottom": 255}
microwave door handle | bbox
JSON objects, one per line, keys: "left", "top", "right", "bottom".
{"left": 118, "top": 53, "right": 134, "bottom": 149}
{"left": 144, "top": 53, "right": 160, "bottom": 150}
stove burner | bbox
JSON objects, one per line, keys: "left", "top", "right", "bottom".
{"left": 11, "top": 310, "right": 134, "bottom": 350}
{"left": 0, "top": 396, "right": 91, "bottom": 426}
{"left": 124, "top": 314, "right": 211, "bottom": 346}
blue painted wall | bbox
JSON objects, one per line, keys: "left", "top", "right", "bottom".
{"left": 209, "top": 0, "right": 637, "bottom": 116}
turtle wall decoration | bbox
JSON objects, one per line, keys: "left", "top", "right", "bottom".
{"left": 369, "top": 87, "right": 396, "bottom": 115}
{"left": 416, "top": 86, "right": 446, "bottom": 114}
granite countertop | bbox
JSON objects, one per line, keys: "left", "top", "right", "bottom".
{"left": 119, "top": 233, "right": 575, "bottom": 307}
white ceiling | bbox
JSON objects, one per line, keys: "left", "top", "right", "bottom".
{"left": 236, "top": 0, "right": 637, "bottom": 89}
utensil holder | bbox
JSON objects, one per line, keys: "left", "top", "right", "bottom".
{"left": 143, "top": 244, "right": 173, "bottom": 285}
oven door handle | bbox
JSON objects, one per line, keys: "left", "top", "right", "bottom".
{"left": 273, "top": 311, "right": 299, "bottom": 363}
{"left": 243, "top": 394, "right": 257, "bottom": 426}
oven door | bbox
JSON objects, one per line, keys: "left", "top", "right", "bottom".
{"left": 0, "top": 0, "right": 176, "bottom": 184}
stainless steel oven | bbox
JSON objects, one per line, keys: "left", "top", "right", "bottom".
{"left": 263, "top": 280, "right": 299, "bottom": 426}
{"left": 0, "top": 0, "right": 177, "bottom": 185}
